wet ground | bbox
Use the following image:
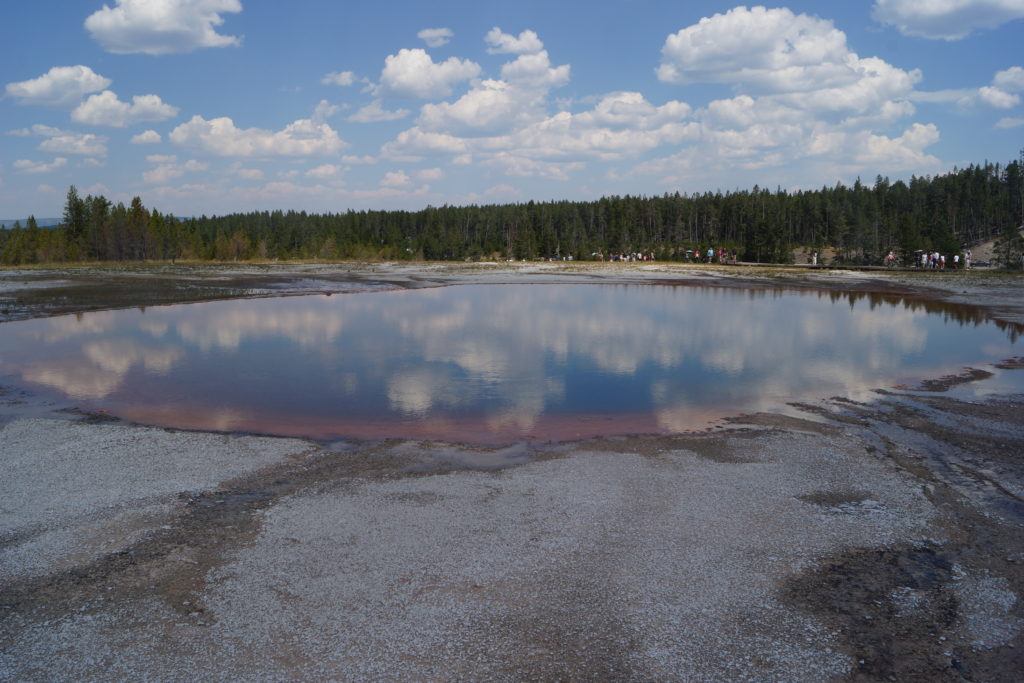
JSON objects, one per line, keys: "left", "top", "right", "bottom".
{"left": 1, "top": 262, "right": 1023, "bottom": 681}
{"left": 0, "top": 263, "right": 412, "bottom": 323}
{"left": 7, "top": 260, "right": 1005, "bottom": 323}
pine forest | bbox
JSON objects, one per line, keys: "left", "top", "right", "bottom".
{"left": 2, "top": 159, "right": 1023, "bottom": 268}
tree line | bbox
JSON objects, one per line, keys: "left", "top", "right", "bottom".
{"left": 2, "top": 158, "right": 1023, "bottom": 267}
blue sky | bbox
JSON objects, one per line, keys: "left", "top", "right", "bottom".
{"left": 2, "top": 0, "right": 1023, "bottom": 219}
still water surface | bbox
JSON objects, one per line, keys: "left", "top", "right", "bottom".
{"left": 0, "top": 284, "right": 1019, "bottom": 442}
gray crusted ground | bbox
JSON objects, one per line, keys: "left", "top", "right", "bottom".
{"left": 1, "top": 263, "right": 1023, "bottom": 681}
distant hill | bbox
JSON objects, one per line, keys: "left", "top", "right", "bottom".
{"left": 969, "top": 226, "right": 1024, "bottom": 262}
{"left": 0, "top": 218, "right": 61, "bottom": 229}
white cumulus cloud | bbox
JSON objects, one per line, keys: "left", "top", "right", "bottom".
{"left": 341, "top": 154, "right": 377, "bottom": 164}
{"left": 321, "top": 71, "right": 357, "bottom": 86}
{"left": 169, "top": 113, "right": 348, "bottom": 157}
{"left": 305, "top": 164, "right": 342, "bottom": 179}
{"left": 921, "top": 67, "right": 1024, "bottom": 110}
{"left": 382, "top": 128, "right": 469, "bottom": 159}
{"left": 628, "top": 8, "right": 943, "bottom": 191}
{"left": 388, "top": 93, "right": 693, "bottom": 177}
{"left": 500, "top": 50, "right": 570, "bottom": 90}
{"left": 853, "top": 122, "right": 941, "bottom": 167}
{"left": 994, "top": 66, "right": 1024, "bottom": 91}
{"left": 386, "top": 30, "right": 689, "bottom": 180}
{"left": 485, "top": 27, "right": 544, "bottom": 55}
{"left": 416, "top": 167, "right": 444, "bottom": 181}
{"left": 483, "top": 155, "right": 585, "bottom": 181}
{"left": 85, "top": 0, "right": 243, "bottom": 55}
{"left": 15, "top": 124, "right": 109, "bottom": 156}
{"left": 418, "top": 27, "right": 453, "bottom": 48}
{"left": 872, "top": 0, "right": 1024, "bottom": 40}
{"left": 978, "top": 85, "right": 1021, "bottom": 108}
{"left": 377, "top": 12, "right": 942, "bottom": 191}
{"left": 229, "top": 162, "right": 264, "bottom": 180}
{"left": 311, "top": 99, "right": 340, "bottom": 123}
{"left": 348, "top": 100, "right": 410, "bottom": 123}
{"left": 658, "top": 7, "right": 868, "bottom": 94}
{"left": 71, "top": 90, "right": 179, "bottom": 127}
{"left": 576, "top": 92, "right": 692, "bottom": 130}
{"left": 414, "top": 31, "right": 570, "bottom": 140}
{"left": 507, "top": 98, "right": 696, "bottom": 161}
{"left": 372, "top": 48, "right": 481, "bottom": 99}
{"left": 131, "top": 130, "right": 162, "bottom": 144}
{"left": 5, "top": 65, "right": 111, "bottom": 107}
{"left": 417, "top": 79, "right": 544, "bottom": 136}
{"left": 143, "top": 157, "right": 208, "bottom": 184}
{"left": 14, "top": 158, "right": 68, "bottom": 174}
{"left": 380, "top": 170, "right": 412, "bottom": 187}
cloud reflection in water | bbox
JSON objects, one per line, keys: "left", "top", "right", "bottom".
{"left": 0, "top": 284, "right": 1018, "bottom": 440}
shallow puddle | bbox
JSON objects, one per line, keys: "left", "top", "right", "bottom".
{"left": 0, "top": 284, "right": 1020, "bottom": 442}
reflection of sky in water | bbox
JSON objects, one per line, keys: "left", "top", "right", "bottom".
{"left": 0, "top": 285, "right": 1019, "bottom": 441}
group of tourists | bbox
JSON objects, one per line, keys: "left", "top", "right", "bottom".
{"left": 881, "top": 249, "right": 974, "bottom": 269}
{"left": 591, "top": 252, "right": 656, "bottom": 262}
{"left": 686, "top": 248, "right": 735, "bottom": 264}
{"left": 589, "top": 248, "right": 737, "bottom": 263}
